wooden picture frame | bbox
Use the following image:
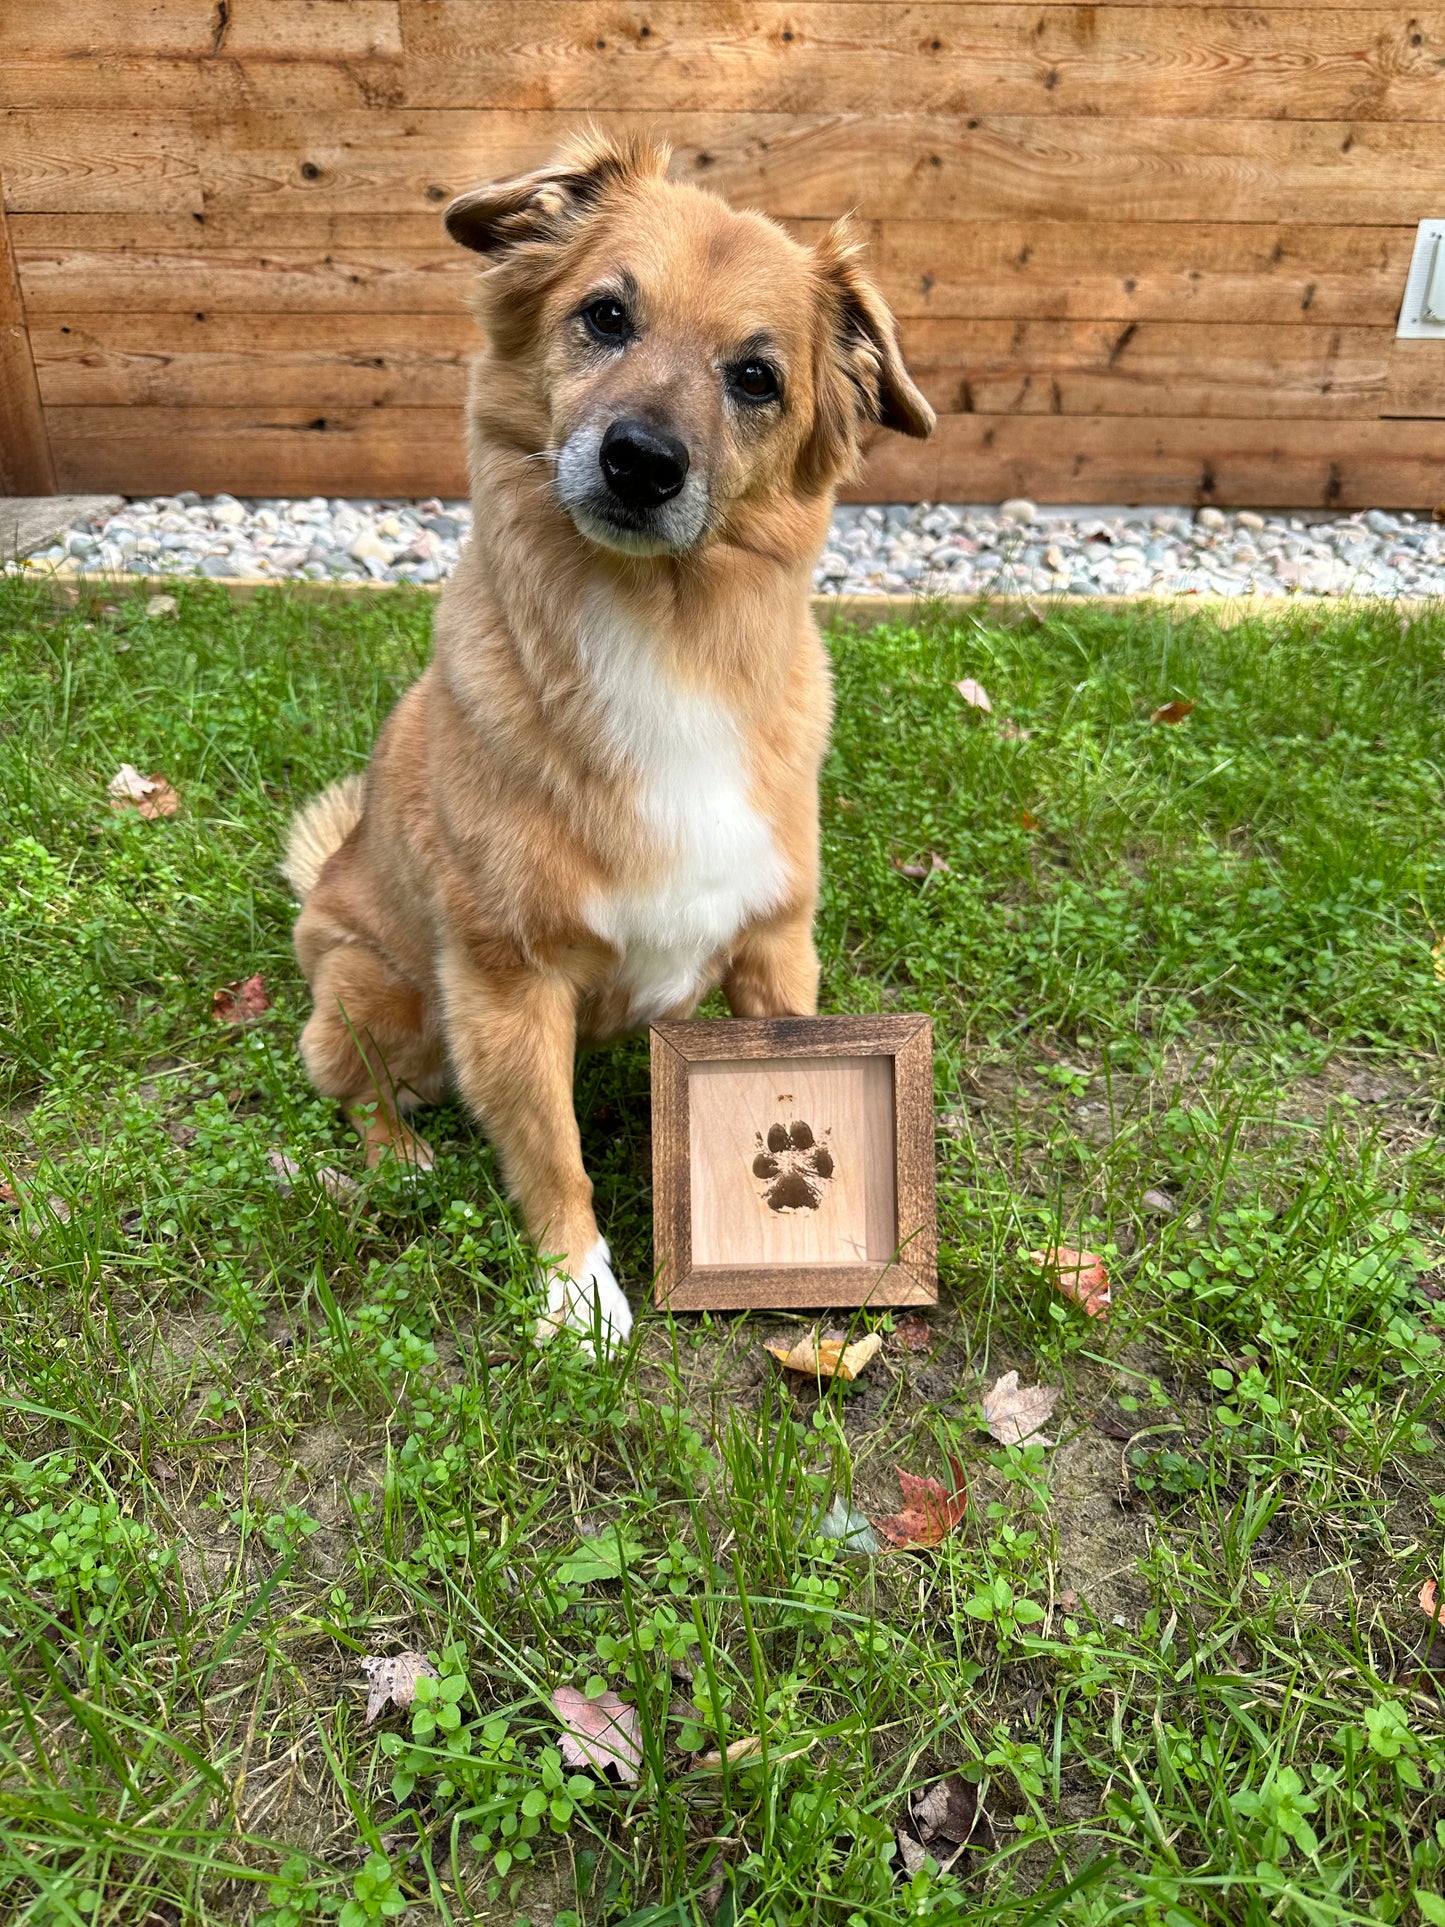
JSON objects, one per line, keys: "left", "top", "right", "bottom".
{"left": 650, "top": 1014, "right": 937, "bottom": 1310}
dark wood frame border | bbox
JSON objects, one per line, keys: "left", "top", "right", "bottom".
{"left": 650, "top": 1014, "right": 937, "bottom": 1311}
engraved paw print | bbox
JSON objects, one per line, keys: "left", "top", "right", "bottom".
{"left": 752, "top": 1119, "right": 835, "bottom": 1213}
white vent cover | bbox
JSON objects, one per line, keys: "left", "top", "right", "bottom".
{"left": 1396, "top": 220, "right": 1445, "bottom": 339}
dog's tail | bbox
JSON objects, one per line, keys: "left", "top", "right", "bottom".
{"left": 280, "top": 774, "right": 366, "bottom": 902}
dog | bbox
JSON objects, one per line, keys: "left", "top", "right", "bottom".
{"left": 281, "top": 130, "right": 933, "bottom": 1352}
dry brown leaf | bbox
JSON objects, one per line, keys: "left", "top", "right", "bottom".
{"left": 981, "top": 1370, "right": 1060, "bottom": 1447}
{"left": 1421, "top": 1578, "right": 1441, "bottom": 1624}
{"left": 955, "top": 677, "right": 993, "bottom": 712}
{"left": 998, "top": 719, "right": 1033, "bottom": 742}
{"left": 212, "top": 974, "right": 270, "bottom": 1023}
{"left": 1150, "top": 699, "right": 1196, "bottom": 726}
{"left": 107, "top": 764, "right": 179, "bottom": 818}
{"left": 897, "top": 1773, "right": 992, "bottom": 1876}
{"left": 894, "top": 1315, "right": 933, "bottom": 1354}
{"left": 552, "top": 1685, "right": 642, "bottom": 1783}
{"left": 360, "top": 1650, "right": 437, "bottom": 1725}
{"left": 874, "top": 1457, "right": 968, "bottom": 1548}
{"left": 694, "top": 1734, "right": 814, "bottom": 1770}
{"left": 766, "top": 1331, "right": 882, "bottom": 1381}
{"left": 0, "top": 1181, "right": 18, "bottom": 1211}
{"left": 1030, "top": 1245, "right": 1111, "bottom": 1318}
{"left": 268, "top": 1148, "right": 360, "bottom": 1202}
{"left": 889, "top": 851, "right": 950, "bottom": 881}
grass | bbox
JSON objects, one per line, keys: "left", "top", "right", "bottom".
{"left": 1, "top": 574, "right": 1443, "bottom": 1927}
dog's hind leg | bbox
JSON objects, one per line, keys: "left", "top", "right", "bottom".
{"left": 438, "top": 947, "right": 632, "bottom": 1354}
{"left": 298, "top": 939, "right": 446, "bottom": 1171}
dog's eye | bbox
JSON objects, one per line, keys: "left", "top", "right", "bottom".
{"left": 583, "top": 298, "right": 631, "bottom": 342}
{"left": 731, "top": 360, "right": 781, "bottom": 403}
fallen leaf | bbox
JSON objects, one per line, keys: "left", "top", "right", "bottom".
{"left": 896, "top": 1773, "right": 993, "bottom": 1875}
{"left": 145, "top": 593, "right": 179, "bottom": 618}
{"left": 212, "top": 974, "right": 270, "bottom": 1023}
{"left": 896, "top": 1832, "right": 927, "bottom": 1877}
{"left": 1421, "top": 1578, "right": 1441, "bottom": 1624}
{"left": 360, "top": 1650, "right": 437, "bottom": 1725}
{"left": 889, "top": 851, "right": 950, "bottom": 881}
{"left": 766, "top": 1331, "right": 882, "bottom": 1381}
{"left": 1090, "top": 1408, "right": 1135, "bottom": 1442}
{"left": 874, "top": 1457, "right": 967, "bottom": 1548}
{"left": 107, "top": 764, "right": 179, "bottom": 818}
{"left": 894, "top": 1315, "right": 932, "bottom": 1354}
{"left": 693, "top": 1734, "right": 814, "bottom": 1770}
{"left": 1150, "top": 699, "right": 1196, "bottom": 725}
{"left": 813, "top": 1497, "right": 881, "bottom": 1556}
{"left": 1140, "top": 1188, "right": 1176, "bottom": 1215}
{"left": 1030, "top": 1245, "right": 1111, "bottom": 1318}
{"left": 981, "top": 1370, "right": 1060, "bottom": 1447}
{"left": 955, "top": 677, "right": 993, "bottom": 712}
{"left": 552, "top": 1685, "right": 642, "bottom": 1783}
{"left": 0, "top": 1181, "right": 18, "bottom": 1211}
{"left": 268, "top": 1148, "right": 360, "bottom": 1202}
{"left": 998, "top": 719, "right": 1033, "bottom": 742}
{"left": 1020, "top": 809, "right": 1041, "bottom": 832}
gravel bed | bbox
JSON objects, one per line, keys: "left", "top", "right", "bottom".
{"left": 10, "top": 493, "right": 1445, "bottom": 598}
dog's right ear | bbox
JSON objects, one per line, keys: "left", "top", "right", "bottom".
{"left": 445, "top": 130, "right": 670, "bottom": 256}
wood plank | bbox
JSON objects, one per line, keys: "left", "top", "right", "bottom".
{"left": 15, "top": 241, "right": 469, "bottom": 317}
{"left": 0, "top": 113, "right": 200, "bottom": 214}
{"left": 10, "top": 216, "right": 1418, "bottom": 326}
{"left": 0, "top": 58, "right": 406, "bottom": 115}
{"left": 0, "top": 1, "right": 401, "bottom": 59}
{"left": 35, "top": 310, "right": 1391, "bottom": 420}
{"left": 899, "top": 319, "right": 1393, "bottom": 419}
{"left": 29, "top": 310, "right": 470, "bottom": 404}
{"left": 400, "top": 4, "right": 1445, "bottom": 121}
{"left": 45, "top": 404, "right": 469, "bottom": 495}
{"left": 0, "top": 178, "right": 55, "bottom": 494}
{"left": 42, "top": 407, "right": 1445, "bottom": 508}
{"left": 846, "top": 414, "right": 1445, "bottom": 508}
{"left": 192, "top": 110, "right": 1445, "bottom": 225}
{"left": 1379, "top": 339, "right": 1445, "bottom": 418}
{"left": 31, "top": 312, "right": 475, "bottom": 405}
{"left": 843, "top": 219, "right": 1419, "bottom": 326}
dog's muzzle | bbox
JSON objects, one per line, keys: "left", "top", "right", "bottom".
{"left": 554, "top": 418, "right": 709, "bottom": 555}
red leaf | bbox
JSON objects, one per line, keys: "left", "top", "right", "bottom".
{"left": 1020, "top": 810, "right": 1041, "bottom": 832}
{"left": 1421, "top": 1578, "right": 1441, "bottom": 1625}
{"left": 874, "top": 1457, "right": 967, "bottom": 1548}
{"left": 1030, "top": 1245, "right": 1111, "bottom": 1318}
{"left": 552, "top": 1685, "right": 642, "bottom": 1783}
{"left": 1150, "top": 699, "right": 1196, "bottom": 725}
{"left": 212, "top": 974, "right": 270, "bottom": 1023}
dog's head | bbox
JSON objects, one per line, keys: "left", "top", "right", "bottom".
{"left": 446, "top": 131, "right": 934, "bottom": 558}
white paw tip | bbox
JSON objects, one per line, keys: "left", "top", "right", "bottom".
{"left": 534, "top": 1237, "right": 633, "bottom": 1356}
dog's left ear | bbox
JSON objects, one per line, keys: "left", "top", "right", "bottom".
{"left": 445, "top": 129, "right": 670, "bottom": 256}
{"left": 799, "top": 221, "right": 933, "bottom": 491}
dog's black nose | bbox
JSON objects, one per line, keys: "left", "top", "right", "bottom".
{"left": 600, "top": 419, "right": 689, "bottom": 508}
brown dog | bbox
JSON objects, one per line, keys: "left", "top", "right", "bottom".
{"left": 282, "top": 131, "right": 933, "bottom": 1351}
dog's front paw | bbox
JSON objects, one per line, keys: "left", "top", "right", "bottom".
{"left": 535, "top": 1237, "right": 634, "bottom": 1356}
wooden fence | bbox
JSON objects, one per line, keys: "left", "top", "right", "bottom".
{"left": 2, "top": 3, "right": 1443, "bottom": 506}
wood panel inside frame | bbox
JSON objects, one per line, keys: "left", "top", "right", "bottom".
{"left": 651, "top": 1015, "right": 937, "bottom": 1312}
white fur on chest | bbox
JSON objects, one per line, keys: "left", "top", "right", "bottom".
{"left": 576, "top": 596, "right": 786, "bottom": 1022}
